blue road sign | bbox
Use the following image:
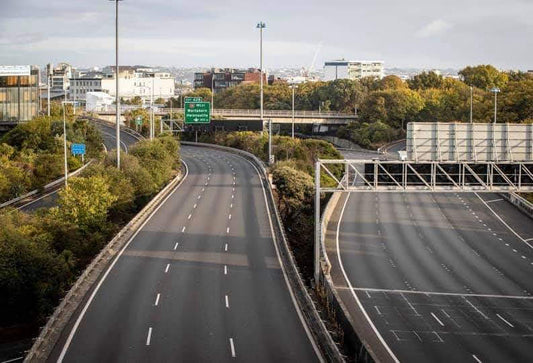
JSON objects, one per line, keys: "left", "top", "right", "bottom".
{"left": 71, "top": 143, "right": 86, "bottom": 155}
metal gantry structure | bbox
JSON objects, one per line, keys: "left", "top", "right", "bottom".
{"left": 314, "top": 158, "right": 533, "bottom": 281}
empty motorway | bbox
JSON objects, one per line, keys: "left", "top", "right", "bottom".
{"left": 327, "top": 190, "right": 533, "bottom": 362}
{"left": 51, "top": 145, "right": 320, "bottom": 362}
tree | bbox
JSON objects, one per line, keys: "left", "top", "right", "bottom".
{"left": 53, "top": 176, "right": 117, "bottom": 231}
{"left": 458, "top": 65, "right": 509, "bottom": 90}
{"left": 379, "top": 75, "right": 407, "bottom": 90}
{"left": 408, "top": 71, "right": 444, "bottom": 90}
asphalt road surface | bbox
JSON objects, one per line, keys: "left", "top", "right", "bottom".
{"left": 327, "top": 190, "right": 533, "bottom": 362}
{"left": 51, "top": 146, "right": 320, "bottom": 362}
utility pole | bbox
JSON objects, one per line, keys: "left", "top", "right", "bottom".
{"left": 211, "top": 71, "right": 215, "bottom": 116}
{"left": 151, "top": 75, "right": 154, "bottom": 139}
{"left": 314, "top": 161, "right": 320, "bottom": 283}
{"left": 257, "top": 22, "right": 266, "bottom": 132}
{"left": 62, "top": 101, "right": 69, "bottom": 188}
{"left": 47, "top": 74, "right": 51, "bottom": 117}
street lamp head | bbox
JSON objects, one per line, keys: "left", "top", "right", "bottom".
{"left": 491, "top": 87, "right": 501, "bottom": 93}
{"left": 256, "top": 21, "right": 266, "bottom": 29}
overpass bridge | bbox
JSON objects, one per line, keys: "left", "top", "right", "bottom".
{"left": 94, "top": 107, "right": 357, "bottom": 128}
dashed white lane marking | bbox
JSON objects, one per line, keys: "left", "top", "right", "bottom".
{"left": 181, "top": 226, "right": 186, "bottom": 233}
{"left": 224, "top": 265, "right": 228, "bottom": 275}
{"left": 229, "top": 338, "right": 236, "bottom": 358}
{"left": 431, "top": 312, "right": 445, "bottom": 327}
{"left": 473, "top": 354, "right": 483, "bottom": 363}
{"left": 231, "top": 195, "right": 234, "bottom": 199}
{"left": 154, "top": 293, "right": 160, "bottom": 306}
{"left": 174, "top": 242, "right": 179, "bottom": 250}
{"left": 374, "top": 306, "right": 382, "bottom": 315}
{"left": 464, "top": 297, "right": 489, "bottom": 319}
{"left": 496, "top": 314, "right": 514, "bottom": 328}
{"left": 225, "top": 295, "right": 230, "bottom": 308}
{"left": 224, "top": 243, "right": 228, "bottom": 252}
{"left": 193, "top": 203, "right": 197, "bottom": 209}
{"left": 146, "top": 327, "right": 153, "bottom": 346}
{"left": 226, "top": 227, "right": 230, "bottom": 234}
{"left": 230, "top": 203, "right": 233, "bottom": 208}
{"left": 401, "top": 293, "right": 421, "bottom": 316}
{"left": 485, "top": 198, "right": 503, "bottom": 203}
{"left": 188, "top": 214, "right": 192, "bottom": 220}
{"left": 202, "top": 187, "right": 205, "bottom": 192}
{"left": 165, "top": 264, "right": 170, "bottom": 273}
{"left": 197, "top": 195, "right": 201, "bottom": 199}
{"left": 229, "top": 214, "right": 232, "bottom": 220}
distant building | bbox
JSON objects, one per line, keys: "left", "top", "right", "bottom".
{"left": 86, "top": 91, "right": 114, "bottom": 112}
{"left": 194, "top": 68, "right": 267, "bottom": 94}
{"left": 0, "top": 65, "right": 40, "bottom": 123}
{"left": 69, "top": 76, "right": 103, "bottom": 105}
{"left": 100, "top": 69, "right": 175, "bottom": 100}
{"left": 47, "top": 62, "right": 74, "bottom": 93}
{"left": 324, "top": 60, "right": 384, "bottom": 81}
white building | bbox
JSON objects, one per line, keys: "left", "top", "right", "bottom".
{"left": 101, "top": 71, "right": 175, "bottom": 100}
{"left": 86, "top": 91, "right": 114, "bottom": 112}
{"left": 324, "top": 60, "right": 384, "bottom": 81}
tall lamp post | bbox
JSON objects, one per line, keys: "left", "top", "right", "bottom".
{"left": 256, "top": 21, "right": 266, "bottom": 131}
{"left": 469, "top": 86, "right": 473, "bottom": 123}
{"left": 110, "top": 0, "right": 122, "bottom": 168}
{"left": 211, "top": 70, "right": 215, "bottom": 116}
{"left": 61, "top": 101, "right": 77, "bottom": 188}
{"left": 289, "top": 84, "right": 297, "bottom": 138}
{"left": 491, "top": 87, "right": 500, "bottom": 124}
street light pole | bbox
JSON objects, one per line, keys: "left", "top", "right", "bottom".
{"left": 290, "top": 84, "right": 297, "bottom": 138}
{"left": 62, "top": 102, "right": 69, "bottom": 188}
{"left": 256, "top": 22, "right": 266, "bottom": 131}
{"left": 111, "top": 0, "right": 122, "bottom": 169}
{"left": 151, "top": 75, "right": 154, "bottom": 139}
{"left": 211, "top": 70, "right": 215, "bottom": 116}
{"left": 47, "top": 74, "right": 51, "bottom": 117}
{"left": 491, "top": 87, "right": 500, "bottom": 124}
{"left": 469, "top": 86, "right": 473, "bottom": 123}
{"left": 268, "top": 118, "right": 273, "bottom": 165}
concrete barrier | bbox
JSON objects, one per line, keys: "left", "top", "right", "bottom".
{"left": 501, "top": 192, "right": 533, "bottom": 220}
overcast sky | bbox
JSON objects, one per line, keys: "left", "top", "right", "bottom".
{"left": 1, "top": 0, "right": 532, "bottom": 70}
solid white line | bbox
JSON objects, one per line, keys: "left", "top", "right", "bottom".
{"left": 496, "top": 314, "right": 514, "bottom": 327}
{"left": 225, "top": 295, "right": 230, "bottom": 308}
{"left": 485, "top": 198, "right": 503, "bottom": 203}
{"left": 336, "top": 193, "right": 399, "bottom": 362}
{"left": 473, "top": 354, "right": 483, "bottom": 363}
{"left": 229, "top": 338, "right": 236, "bottom": 358}
{"left": 57, "top": 160, "right": 190, "bottom": 363}
{"left": 475, "top": 193, "right": 533, "bottom": 249}
{"left": 431, "top": 312, "right": 445, "bottom": 326}
{"left": 154, "top": 293, "right": 160, "bottom": 306}
{"left": 224, "top": 265, "right": 227, "bottom": 275}
{"left": 146, "top": 327, "right": 152, "bottom": 346}
{"left": 174, "top": 242, "right": 179, "bottom": 250}
{"left": 165, "top": 264, "right": 170, "bottom": 273}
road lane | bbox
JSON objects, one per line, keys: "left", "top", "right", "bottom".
{"left": 53, "top": 146, "right": 319, "bottom": 362}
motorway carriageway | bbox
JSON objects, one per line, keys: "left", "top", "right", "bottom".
{"left": 50, "top": 145, "right": 320, "bottom": 362}
{"left": 328, "top": 190, "right": 533, "bottom": 363}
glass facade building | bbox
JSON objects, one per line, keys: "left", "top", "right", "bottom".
{"left": 0, "top": 67, "right": 39, "bottom": 123}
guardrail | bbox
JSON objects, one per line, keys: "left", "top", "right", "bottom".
{"left": 24, "top": 166, "right": 185, "bottom": 362}
{"left": 181, "top": 141, "right": 344, "bottom": 362}
{"left": 0, "top": 161, "right": 93, "bottom": 209}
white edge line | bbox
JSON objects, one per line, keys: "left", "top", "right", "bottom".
{"left": 57, "top": 160, "right": 189, "bottom": 362}
{"left": 336, "top": 192, "right": 400, "bottom": 363}
{"left": 474, "top": 193, "right": 533, "bottom": 249}
{"left": 237, "top": 155, "right": 324, "bottom": 362}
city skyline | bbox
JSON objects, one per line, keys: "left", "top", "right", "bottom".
{"left": 1, "top": 0, "right": 532, "bottom": 70}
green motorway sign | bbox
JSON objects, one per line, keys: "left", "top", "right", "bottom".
{"left": 135, "top": 116, "right": 143, "bottom": 126}
{"left": 184, "top": 101, "right": 211, "bottom": 124}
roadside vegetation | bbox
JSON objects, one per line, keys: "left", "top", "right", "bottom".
{"left": 0, "top": 130, "right": 180, "bottom": 349}
{"left": 0, "top": 106, "right": 103, "bottom": 203}
{"left": 194, "top": 131, "right": 342, "bottom": 281}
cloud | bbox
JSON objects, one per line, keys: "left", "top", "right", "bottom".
{"left": 416, "top": 19, "right": 453, "bottom": 38}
